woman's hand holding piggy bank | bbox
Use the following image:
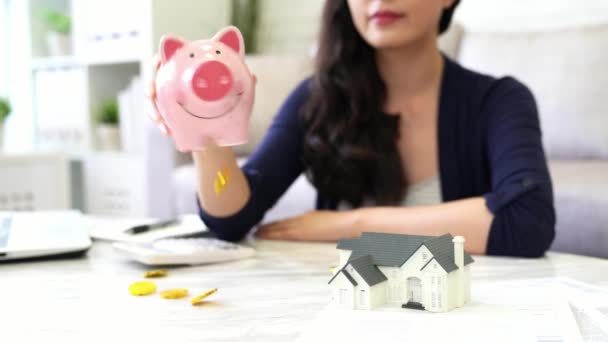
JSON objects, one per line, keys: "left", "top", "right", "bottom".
{"left": 148, "top": 26, "right": 255, "bottom": 152}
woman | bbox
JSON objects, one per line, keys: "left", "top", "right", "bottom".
{"left": 149, "top": 0, "right": 555, "bottom": 257}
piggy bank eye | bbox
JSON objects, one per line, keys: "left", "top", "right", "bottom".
{"left": 189, "top": 53, "right": 195, "bottom": 58}
{"left": 215, "top": 50, "right": 221, "bottom": 55}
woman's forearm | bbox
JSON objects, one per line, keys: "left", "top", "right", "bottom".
{"left": 192, "top": 145, "right": 251, "bottom": 217}
{"left": 352, "top": 197, "right": 493, "bottom": 254}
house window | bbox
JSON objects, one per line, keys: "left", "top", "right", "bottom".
{"left": 339, "top": 289, "right": 347, "bottom": 305}
{"left": 437, "top": 277, "right": 443, "bottom": 309}
{"left": 360, "top": 290, "right": 366, "bottom": 306}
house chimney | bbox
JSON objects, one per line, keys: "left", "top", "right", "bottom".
{"left": 453, "top": 236, "right": 465, "bottom": 307}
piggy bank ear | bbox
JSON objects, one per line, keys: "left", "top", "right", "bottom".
{"left": 213, "top": 26, "right": 245, "bottom": 58}
{"left": 160, "top": 35, "right": 187, "bottom": 63}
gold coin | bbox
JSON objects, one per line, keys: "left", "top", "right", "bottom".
{"left": 191, "top": 288, "right": 218, "bottom": 305}
{"left": 160, "top": 288, "right": 189, "bottom": 299}
{"left": 129, "top": 281, "right": 157, "bottom": 296}
{"left": 143, "top": 269, "right": 168, "bottom": 278}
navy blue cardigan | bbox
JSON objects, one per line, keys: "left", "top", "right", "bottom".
{"left": 198, "top": 57, "right": 556, "bottom": 257}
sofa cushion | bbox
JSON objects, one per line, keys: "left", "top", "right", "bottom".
{"left": 549, "top": 160, "right": 608, "bottom": 258}
{"left": 457, "top": 23, "right": 608, "bottom": 159}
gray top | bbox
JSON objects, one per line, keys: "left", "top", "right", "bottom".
{"left": 400, "top": 174, "right": 442, "bottom": 207}
{"left": 338, "top": 174, "right": 442, "bottom": 210}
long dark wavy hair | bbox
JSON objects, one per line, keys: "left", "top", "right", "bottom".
{"left": 301, "top": 0, "right": 460, "bottom": 207}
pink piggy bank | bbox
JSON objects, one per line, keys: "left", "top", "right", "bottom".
{"left": 155, "top": 26, "right": 254, "bottom": 152}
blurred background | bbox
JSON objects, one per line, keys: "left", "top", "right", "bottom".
{"left": 0, "top": 0, "right": 607, "bottom": 256}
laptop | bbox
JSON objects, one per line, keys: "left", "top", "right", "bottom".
{"left": 0, "top": 211, "right": 92, "bottom": 261}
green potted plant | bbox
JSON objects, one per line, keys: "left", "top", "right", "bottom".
{"left": 95, "top": 99, "right": 121, "bottom": 151}
{"left": 39, "top": 9, "right": 72, "bottom": 56}
{"left": 0, "top": 97, "right": 11, "bottom": 150}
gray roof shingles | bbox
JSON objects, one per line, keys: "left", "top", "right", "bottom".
{"left": 348, "top": 255, "right": 387, "bottom": 286}
{"left": 422, "top": 234, "right": 474, "bottom": 272}
{"left": 336, "top": 238, "right": 359, "bottom": 251}
{"left": 337, "top": 232, "right": 474, "bottom": 274}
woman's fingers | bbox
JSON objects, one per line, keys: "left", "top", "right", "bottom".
{"left": 145, "top": 54, "right": 171, "bottom": 136}
{"left": 146, "top": 99, "right": 161, "bottom": 122}
{"left": 158, "top": 122, "right": 172, "bottom": 136}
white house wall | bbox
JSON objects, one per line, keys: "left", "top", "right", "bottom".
{"left": 422, "top": 258, "right": 448, "bottom": 313}
{"left": 447, "top": 270, "right": 457, "bottom": 311}
{"left": 344, "top": 264, "right": 374, "bottom": 310}
{"left": 464, "top": 265, "right": 471, "bottom": 303}
{"left": 379, "top": 265, "right": 405, "bottom": 304}
{"left": 331, "top": 272, "right": 355, "bottom": 309}
{"left": 378, "top": 246, "right": 436, "bottom": 305}
{"left": 370, "top": 282, "right": 387, "bottom": 309}
{"left": 400, "top": 246, "right": 434, "bottom": 277}
{"left": 444, "top": 264, "right": 471, "bottom": 311}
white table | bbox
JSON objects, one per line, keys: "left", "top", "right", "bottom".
{"left": 1, "top": 236, "right": 608, "bottom": 341}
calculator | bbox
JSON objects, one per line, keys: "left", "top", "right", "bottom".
{"left": 112, "top": 237, "right": 255, "bottom": 265}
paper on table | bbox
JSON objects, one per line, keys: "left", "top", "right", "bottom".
{"left": 297, "top": 278, "right": 584, "bottom": 342}
{"left": 569, "top": 300, "right": 608, "bottom": 341}
{"left": 86, "top": 214, "right": 208, "bottom": 243}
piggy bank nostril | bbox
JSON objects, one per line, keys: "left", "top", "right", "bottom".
{"left": 219, "top": 76, "right": 230, "bottom": 85}
{"left": 191, "top": 61, "right": 233, "bottom": 102}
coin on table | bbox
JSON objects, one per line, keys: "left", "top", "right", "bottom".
{"left": 160, "top": 288, "right": 189, "bottom": 299}
{"left": 191, "top": 288, "right": 218, "bottom": 305}
{"left": 143, "top": 269, "right": 168, "bottom": 278}
{"left": 129, "top": 281, "right": 157, "bottom": 296}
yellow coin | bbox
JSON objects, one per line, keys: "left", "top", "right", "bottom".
{"left": 160, "top": 288, "right": 189, "bottom": 299}
{"left": 191, "top": 288, "right": 218, "bottom": 305}
{"left": 129, "top": 281, "right": 157, "bottom": 296}
{"left": 143, "top": 269, "right": 168, "bottom": 278}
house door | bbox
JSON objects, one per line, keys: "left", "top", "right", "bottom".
{"left": 407, "top": 277, "right": 422, "bottom": 304}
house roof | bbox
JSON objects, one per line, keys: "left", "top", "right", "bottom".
{"left": 421, "top": 234, "right": 475, "bottom": 272}
{"left": 336, "top": 238, "right": 359, "bottom": 251}
{"left": 348, "top": 255, "right": 387, "bottom": 286}
{"left": 336, "top": 232, "right": 474, "bottom": 273}
{"left": 328, "top": 268, "right": 358, "bottom": 286}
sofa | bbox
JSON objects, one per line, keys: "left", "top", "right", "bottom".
{"left": 151, "top": 21, "right": 608, "bottom": 258}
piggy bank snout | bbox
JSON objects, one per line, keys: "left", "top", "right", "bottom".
{"left": 191, "top": 61, "right": 233, "bottom": 102}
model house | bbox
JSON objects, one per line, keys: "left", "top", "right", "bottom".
{"left": 328, "top": 232, "right": 473, "bottom": 313}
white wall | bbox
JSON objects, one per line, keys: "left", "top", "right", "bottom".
{"left": 0, "top": 0, "right": 7, "bottom": 96}
{"left": 3, "top": 0, "right": 35, "bottom": 153}
{"left": 455, "top": 0, "right": 608, "bottom": 31}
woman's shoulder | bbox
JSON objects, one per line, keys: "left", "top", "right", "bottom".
{"left": 444, "top": 57, "right": 537, "bottom": 119}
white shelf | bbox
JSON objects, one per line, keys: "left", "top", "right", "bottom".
{"left": 84, "top": 56, "right": 142, "bottom": 67}
{"left": 30, "top": 55, "right": 78, "bottom": 70}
